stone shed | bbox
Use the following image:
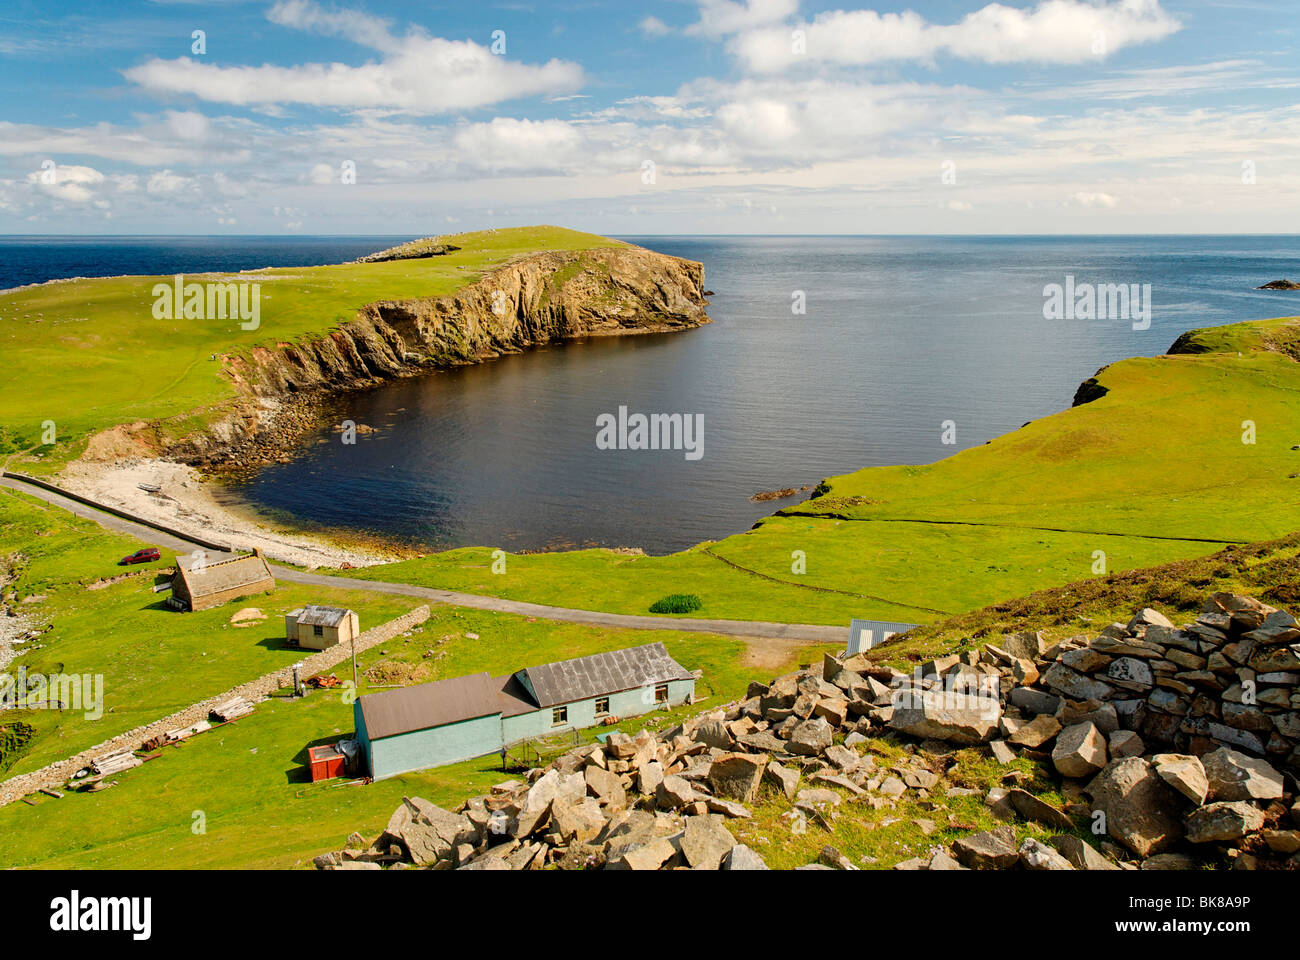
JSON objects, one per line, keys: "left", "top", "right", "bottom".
{"left": 169, "top": 550, "right": 275, "bottom": 612}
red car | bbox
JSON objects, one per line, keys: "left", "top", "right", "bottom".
{"left": 119, "top": 548, "right": 161, "bottom": 565}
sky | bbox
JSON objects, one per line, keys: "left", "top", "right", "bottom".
{"left": 0, "top": 0, "right": 1296, "bottom": 235}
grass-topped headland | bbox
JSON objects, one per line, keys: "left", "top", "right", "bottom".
{"left": 0, "top": 226, "right": 661, "bottom": 472}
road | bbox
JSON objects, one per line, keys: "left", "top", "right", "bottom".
{"left": 0, "top": 474, "right": 848, "bottom": 644}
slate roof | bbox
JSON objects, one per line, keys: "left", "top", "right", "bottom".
{"left": 297, "top": 605, "right": 351, "bottom": 627}
{"left": 520, "top": 642, "right": 693, "bottom": 708}
{"left": 175, "top": 552, "right": 274, "bottom": 599}
{"left": 358, "top": 672, "right": 501, "bottom": 741}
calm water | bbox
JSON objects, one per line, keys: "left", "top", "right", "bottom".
{"left": 8, "top": 235, "right": 1300, "bottom": 554}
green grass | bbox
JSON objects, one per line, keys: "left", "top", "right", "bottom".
{"left": 331, "top": 315, "right": 1300, "bottom": 627}
{"left": 0, "top": 584, "right": 824, "bottom": 869}
{"left": 0, "top": 226, "right": 623, "bottom": 469}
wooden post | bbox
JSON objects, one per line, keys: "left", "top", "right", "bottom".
{"left": 351, "top": 631, "right": 358, "bottom": 690}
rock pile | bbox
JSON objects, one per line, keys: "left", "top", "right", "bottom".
{"left": 315, "top": 593, "right": 1299, "bottom": 871}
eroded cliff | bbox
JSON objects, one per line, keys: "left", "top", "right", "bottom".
{"left": 164, "top": 244, "right": 709, "bottom": 469}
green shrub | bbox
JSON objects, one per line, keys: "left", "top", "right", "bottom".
{"left": 649, "top": 594, "right": 702, "bottom": 615}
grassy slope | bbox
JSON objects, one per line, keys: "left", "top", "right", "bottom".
{"left": 0, "top": 486, "right": 825, "bottom": 867}
{"left": 0, "top": 487, "right": 416, "bottom": 776}
{"left": 0, "top": 226, "right": 622, "bottom": 464}
{"left": 338, "top": 316, "right": 1300, "bottom": 625}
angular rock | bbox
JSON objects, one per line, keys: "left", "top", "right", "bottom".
{"left": 1185, "top": 801, "right": 1265, "bottom": 843}
{"left": 1050, "top": 834, "right": 1120, "bottom": 870}
{"left": 722, "top": 844, "right": 769, "bottom": 870}
{"left": 1201, "top": 748, "right": 1284, "bottom": 802}
{"left": 889, "top": 688, "right": 1001, "bottom": 744}
{"left": 679, "top": 814, "right": 736, "bottom": 870}
{"left": 1052, "top": 722, "right": 1108, "bottom": 778}
{"left": 1086, "top": 758, "right": 1185, "bottom": 858}
{"left": 1008, "top": 789, "right": 1074, "bottom": 830}
{"left": 1009, "top": 714, "right": 1062, "bottom": 749}
{"left": 708, "top": 752, "right": 767, "bottom": 804}
{"left": 786, "top": 716, "right": 834, "bottom": 756}
{"left": 1019, "top": 838, "right": 1075, "bottom": 870}
{"left": 764, "top": 761, "right": 800, "bottom": 800}
{"left": 655, "top": 775, "right": 697, "bottom": 811}
{"left": 1151, "top": 753, "right": 1209, "bottom": 805}
{"left": 952, "top": 825, "right": 1019, "bottom": 869}
{"left": 1042, "top": 663, "right": 1115, "bottom": 702}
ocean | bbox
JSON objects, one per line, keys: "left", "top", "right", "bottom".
{"left": 6, "top": 234, "right": 1299, "bottom": 554}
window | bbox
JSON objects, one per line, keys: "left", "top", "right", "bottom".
{"left": 654, "top": 683, "right": 669, "bottom": 703}
{"left": 552, "top": 706, "right": 568, "bottom": 726}
{"left": 313, "top": 624, "right": 324, "bottom": 637}
{"left": 595, "top": 697, "right": 610, "bottom": 716}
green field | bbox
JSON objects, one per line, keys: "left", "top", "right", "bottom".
{"left": 0, "top": 487, "right": 823, "bottom": 868}
{"left": 0, "top": 226, "right": 623, "bottom": 465}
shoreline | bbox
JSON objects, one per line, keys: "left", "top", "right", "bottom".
{"left": 55, "top": 458, "right": 400, "bottom": 569}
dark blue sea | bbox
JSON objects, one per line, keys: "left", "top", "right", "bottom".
{"left": 6, "top": 235, "right": 1299, "bottom": 553}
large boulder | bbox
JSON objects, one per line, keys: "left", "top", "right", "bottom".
{"left": 708, "top": 752, "right": 767, "bottom": 804}
{"left": 786, "top": 716, "right": 835, "bottom": 756}
{"left": 889, "top": 688, "right": 1001, "bottom": 744}
{"left": 1185, "top": 802, "right": 1266, "bottom": 843}
{"left": 1052, "top": 722, "right": 1108, "bottom": 778}
{"left": 679, "top": 814, "right": 736, "bottom": 870}
{"left": 1201, "top": 748, "right": 1284, "bottom": 802}
{"left": 1086, "top": 758, "right": 1185, "bottom": 858}
{"left": 398, "top": 798, "right": 478, "bottom": 865}
{"left": 1041, "top": 663, "right": 1115, "bottom": 701}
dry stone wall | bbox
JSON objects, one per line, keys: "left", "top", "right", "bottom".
{"left": 0, "top": 604, "right": 430, "bottom": 807}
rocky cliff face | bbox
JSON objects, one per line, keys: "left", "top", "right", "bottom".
{"left": 166, "top": 245, "right": 709, "bottom": 468}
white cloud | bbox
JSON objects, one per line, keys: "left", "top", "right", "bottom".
{"left": 730, "top": 0, "right": 1181, "bottom": 72}
{"left": 639, "top": 16, "right": 671, "bottom": 38}
{"left": 146, "top": 169, "right": 192, "bottom": 194}
{"left": 124, "top": 1, "right": 584, "bottom": 115}
{"left": 1070, "top": 191, "right": 1119, "bottom": 207}
{"left": 25, "top": 163, "right": 104, "bottom": 203}
{"left": 687, "top": 0, "right": 800, "bottom": 38}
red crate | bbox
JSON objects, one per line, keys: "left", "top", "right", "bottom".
{"left": 308, "top": 744, "right": 346, "bottom": 782}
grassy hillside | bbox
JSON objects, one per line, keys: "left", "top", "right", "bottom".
{"left": 336, "top": 315, "right": 1300, "bottom": 625}
{"left": 0, "top": 226, "right": 623, "bottom": 465}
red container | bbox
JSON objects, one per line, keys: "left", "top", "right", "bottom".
{"left": 308, "top": 744, "right": 346, "bottom": 782}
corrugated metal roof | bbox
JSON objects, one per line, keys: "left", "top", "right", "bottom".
{"left": 848, "top": 618, "right": 920, "bottom": 654}
{"left": 358, "top": 672, "right": 501, "bottom": 741}
{"left": 521, "top": 642, "right": 692, "bottom": 708}
{"left": 297, "top": 605, "right": 351, "bottom": 627}
{"left": 176, "top": 553, "right": 273, "bottom": 599}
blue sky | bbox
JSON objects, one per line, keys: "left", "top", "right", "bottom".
{"left": 0, "top": 0, "right": 1296, "bottom": 234}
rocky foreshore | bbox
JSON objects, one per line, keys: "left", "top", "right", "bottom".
{"left": 316, "top": 591, "right": 1300, "bottom": 871}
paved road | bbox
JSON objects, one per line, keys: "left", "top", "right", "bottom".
{"left": 1, "top": 474, "right": 848, "bottom": 644}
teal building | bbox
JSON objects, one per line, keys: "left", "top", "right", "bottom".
{"left": 353, "top": 642, "right": 696, "bottom": 780}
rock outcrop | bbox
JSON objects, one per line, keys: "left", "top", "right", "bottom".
{"left": 163, "top": 244, "right": 709, "bottom": 470}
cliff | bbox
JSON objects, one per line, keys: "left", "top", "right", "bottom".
{"left": 164, "top": 244, "right": 710, "bottom": 468}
